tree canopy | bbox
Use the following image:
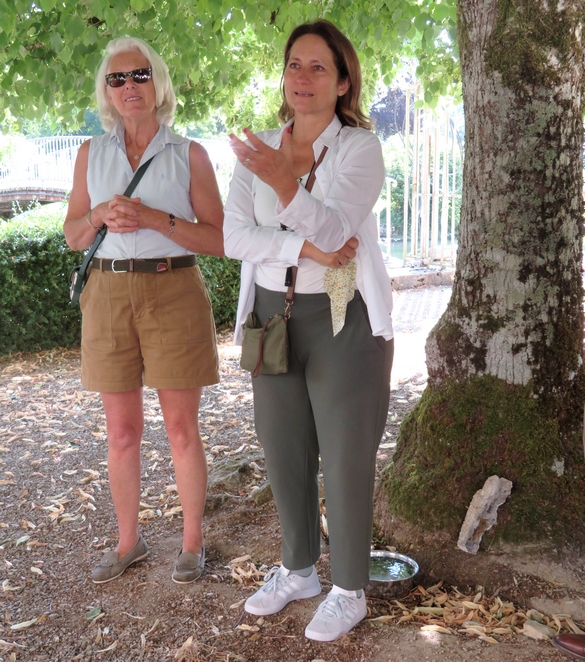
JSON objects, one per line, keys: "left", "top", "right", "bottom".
{"left": 0, "top": 0, "right": 459, "bottom": 131}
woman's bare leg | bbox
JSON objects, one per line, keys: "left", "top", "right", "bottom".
{"left": 158, "top": 387, "right": 206, "bottom": 554}
{"left": 101, "top": 389, "right": 144, "bottom": 557}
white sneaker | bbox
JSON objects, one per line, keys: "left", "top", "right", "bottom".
{"left": 244, "top": 566, "right": 321, "bottom": 616}
{"left": 304, "top": 589, "right": 367, "bottom": 641}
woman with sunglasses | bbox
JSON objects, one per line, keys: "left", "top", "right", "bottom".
{"left": 224, "top": 20, "right": 393, "bottom": 641}
{"left": 64, "top": 37, "right": 223, "bottom": 584}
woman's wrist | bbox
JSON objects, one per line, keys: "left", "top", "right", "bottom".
{"left": 275, "top": 177, "right": 301, "bottom": 209}
{"left": 164, "top": 213, "right": 176, "bottom": 238}
{"left": 300, "top": 240, "right": 326, "bottom": 265}
{"left": 85, "top": 209, "right": 100, "bottom": 229}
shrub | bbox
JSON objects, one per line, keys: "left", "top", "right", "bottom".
{"left": 0, "top": 203, "right": 240, "bottom": 356}
{"left": 0, "top": 204, "right": 82, "bottom": 354}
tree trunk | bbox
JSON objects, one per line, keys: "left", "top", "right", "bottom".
{"left": 378, "top": 0, "right": 585, "bottom": 543}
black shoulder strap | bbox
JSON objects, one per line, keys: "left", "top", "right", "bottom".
{"left": 123, "top": 155, "right": 155, "bottom": 197}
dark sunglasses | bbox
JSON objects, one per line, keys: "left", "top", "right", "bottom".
{"left": 105, "top": 67, "right": 152, "bottom": 88}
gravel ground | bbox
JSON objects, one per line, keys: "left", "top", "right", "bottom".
{"left": 0, "top": 295, "right": 575, "bottom": 661}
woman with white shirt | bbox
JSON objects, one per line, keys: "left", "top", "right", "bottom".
{"left": 64, "top": 37, "right": 223, "bottom": 584}
{"left": 224, "top": 20, "right": 394, "bottom": 642}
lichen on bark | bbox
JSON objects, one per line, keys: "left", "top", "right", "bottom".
{"left": 484, "top": 0, "right": 582, "bottom": 90}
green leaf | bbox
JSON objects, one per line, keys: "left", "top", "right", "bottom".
{"left": 397, "top": 19, "right": 411, "bottom": 36}
{"left": 414, "top": 12, "right": 431, "bottom": 32}
{"left": 38, "top": 0, "right": 58, "bottom": 10}
{"left": 50, "top": 31, "right": 63, "bottom": 53}
{"left": 423, "top": 26, "right": 436, "bottom": 43}
{"left": 57, "top": 47, "right": 72, "bottom": 65}
{"left": 65, "top": 14, "right": 85, "bottom": 41}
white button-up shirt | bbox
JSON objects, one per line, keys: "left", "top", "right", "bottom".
{"left": 87, "top": 123, "right": 195, "bottom": 259}
{"left": 224, "top": 115, "right": 394, "bottom": 343}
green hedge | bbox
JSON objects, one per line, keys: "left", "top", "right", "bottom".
{"left": 0, "top": 203, "right": 241, "bottom": 356}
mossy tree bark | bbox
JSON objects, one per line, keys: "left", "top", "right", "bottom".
{"left": 379, "top": 0, "right": 585, "bottom": 543}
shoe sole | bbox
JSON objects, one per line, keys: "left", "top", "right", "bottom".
{"left": 91, "top": 551, "right": 149, "bottom": 584}
{"left": 244, "top": 585, "right": 322, "bottom": 616}
{"left": 305, "top": 619, "right": 363, "bottom": 642}
{"left": 171, "top": 570, "right": 204, "bottom": 584}
{"left": 304, "top": 603, "right": 367, "bottom": 641}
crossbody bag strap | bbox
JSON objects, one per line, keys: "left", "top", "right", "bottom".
{"left": 123, "top": 155, "right": 155, "bottom": 198}
{"left": 76, "top": 155, "right": 157, "bottom": 276}
{"left": 284, "top": 145, "right": 329, "bottom": 316}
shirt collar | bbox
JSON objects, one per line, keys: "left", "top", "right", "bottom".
{"left": 110, "top": 123, "right": 185, "bottom": 148}
{"left": 280, "top": 115, "right": 342, "bottom": 158}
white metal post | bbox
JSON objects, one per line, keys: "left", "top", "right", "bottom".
{"left": 403, "top": 88, "right": 410, "bottom": 260}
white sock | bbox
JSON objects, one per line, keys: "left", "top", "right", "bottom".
{"left": 282, "top": 565, "right": 314, "bottom": 578}
{"left": 331, "top": 585, "right": 363, "bottom": 598}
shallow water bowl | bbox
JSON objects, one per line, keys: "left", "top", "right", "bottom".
{"left": 365, "top": 550, "right": 419, "bottom": 599}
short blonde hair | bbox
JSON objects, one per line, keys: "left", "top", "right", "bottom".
{"left": 95, "top": 37, "right": 176, "bottom": 132}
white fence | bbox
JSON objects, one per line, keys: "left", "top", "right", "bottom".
{"left": 0, "top": 136, "right": 89, "bottom": 193}
{"left": 399, "top": 97, "right": 461, "bottom": 266}
{"left": 0, "top": 132, "right": 462, "bottom": 267}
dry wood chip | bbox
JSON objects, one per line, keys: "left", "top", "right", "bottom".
{"left": 421, "top": 624, "right": 454, "bottom": 635}
{"left": 566, "top": 618, "right": 585, "bottom": 635}
{"left": 237, "top": 624, "right": 259, "bottom": 632}
{"left": 414, "top": 607, "right": 445, "bottom": 615}
{"left": 10, "top": 618, "right": 38, "bottom": 630}
{"left": 370, "top": 615, "right": 395, "bottom": 622}
{"left": 2, "top": 580, "right": 22, "bottom": 592}
{"left": 230, "top": 554, "right": 252, "bottom": 565}
{"left": 164, "top": 506, "right": 183, "bottom": 518}
{"left": 144, "top": 619, "right": 160, "bottom": 636}
{"left": 0, "top": 639, "right": 25, "bottom": 650}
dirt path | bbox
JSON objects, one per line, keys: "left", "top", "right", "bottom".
{"left": 0, "top": 336, "right": 573, "bottom": 661}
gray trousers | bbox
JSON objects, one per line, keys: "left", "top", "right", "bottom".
{"left": 252, "top": 285, "right": 393, "bottom": 590}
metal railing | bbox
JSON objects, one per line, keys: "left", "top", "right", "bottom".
{"left": 0, "top": 136, "right": 90, "bottom": 193}
{"left": 0, "top": 134, "right": 462, "bottom": 269}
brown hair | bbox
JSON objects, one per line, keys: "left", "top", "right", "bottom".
{"left": 277, "top": 19, "right": 372, "bottom": 130}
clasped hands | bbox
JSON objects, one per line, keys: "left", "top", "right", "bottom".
{"left": 229, "top": 127, "right": 359, "bottom": 269}
{"left": 93, "top": 195, "right": 148, "bottom": 233}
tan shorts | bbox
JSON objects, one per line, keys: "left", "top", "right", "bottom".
{"left": 80, "top": 266, "right": 220, "bottom": 392}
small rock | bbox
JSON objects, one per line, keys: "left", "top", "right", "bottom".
{"left": 457, "top": 475, "right": 513, "bottom": 554}
{"left": 251, "top": 481, "right": 273, "bottom": 505}
{"left": 522, "top": 619, "right": 556, "bottom": 640}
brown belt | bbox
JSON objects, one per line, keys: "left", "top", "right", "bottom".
{"left": 92, "top": 255, "right": 197, "bottom": 274}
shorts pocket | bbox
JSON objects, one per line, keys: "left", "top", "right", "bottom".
{"left": 80, "top": 271, "right": 114, "bottom": 348}
{"left": 156, "top": 267, "right": 216, "bottom": 346}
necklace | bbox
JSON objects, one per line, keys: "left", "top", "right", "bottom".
{"left": 133, "top": 154, "right": 140, "bottom": 160}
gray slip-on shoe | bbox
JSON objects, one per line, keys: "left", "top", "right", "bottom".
{"left": 91, "top": 534, "right": 149, "bottom": 584}
{"left": 172, "top": 544, "right": 205, "bottom": 584}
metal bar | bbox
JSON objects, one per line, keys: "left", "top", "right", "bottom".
{"left": 440, "top": 109, "right": 450, "bottom": 265}
{"left": 403, "top": 88, "right": 410, "bottom": 260}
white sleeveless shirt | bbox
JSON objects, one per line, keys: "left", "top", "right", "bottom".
{"left": 87, "top": 123, "right": 195, "bottom": 259}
